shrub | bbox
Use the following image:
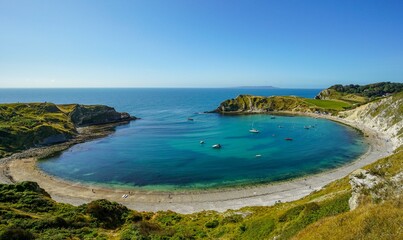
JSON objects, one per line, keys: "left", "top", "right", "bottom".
{"left": 155, "top": 211, "right": 182, "bottom": 226}
{"left": 222, "top": 214, "right": 243, "bottom": 224}
{"left": 126, "top": 211, "right": 143, "bottom": 223}
{"left": 84, "top": 199, "right": 129, "bottom": 229}
{"left": 0, "top": 226, "right": 35, "bottom": 240}
{"left": 205, "top": 219, "right": 219, "bottom": 228}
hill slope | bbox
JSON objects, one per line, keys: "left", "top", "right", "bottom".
{"left": 339, "top": 92, "right": 403, "bottom": 149}
{"left": 0, "top": 103, "right": 135, "bottom": 158}
{"left": 315, "top": 82, "right": 403, "bottom": 104}
{"left": 214, "top": 95, "right": 351, "bottom": 114}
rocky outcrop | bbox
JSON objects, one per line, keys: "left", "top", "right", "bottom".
{"left": 315, "top": 89, "right": 333, "bottom": 100}
{"left": 348, "top": 169, "right": 382, "bottom": 210}
{"left": 40, "top": 134, "right": 69, "bottom": 145}
{"left": 349, "top": 166, "right": 403, "bottom": 210}
{"left": 339, "top": 93, "right": 403, "bottom": 149}
{"left": 214, "top": 95, "right": 314, "bottom": 113}
{"left": 69, "top": 104, "right": 135, "bottom": 127}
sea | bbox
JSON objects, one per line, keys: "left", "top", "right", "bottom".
{"left": 0, "top": 88, "right": 368, "bottom": 190}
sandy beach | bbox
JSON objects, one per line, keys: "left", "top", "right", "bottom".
{"left": 1, "top": 114, "right": 395, "bottom": 214}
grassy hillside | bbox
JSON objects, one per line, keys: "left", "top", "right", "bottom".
{"left": 1, "top": 148, "right": 401, "bottom": 239}
{"left": 315, "top": 89, "right": 369, "bottom": 104}
{"left": 315, "top": 82, "right": 403, "bottom": 104}
{"left": 0, "top": 103, "right": 77, "bottom": 158}
{"left": 0, "top": 103, "right": 133, "bottom": 158}
{"left": 216, "top": 95, "right": 353, "bottom": 114}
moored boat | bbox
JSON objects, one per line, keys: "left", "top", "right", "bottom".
{"left": 249, "top": 128, "right": 259, "bottom": 133}
{"left": 212, "top": 144, "right": 222, "bottom": 149}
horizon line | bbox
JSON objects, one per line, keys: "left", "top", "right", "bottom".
{"left": 0, "top": 86, "right": 326, "bottom": 90}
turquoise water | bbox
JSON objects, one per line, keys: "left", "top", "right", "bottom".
{"left": 0, "top": 88, "right": 368, "bottom": 190}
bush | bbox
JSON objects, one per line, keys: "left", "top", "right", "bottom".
{"left": 126, "top": 211, "right": 143, "bottom": 223}
{"left": 0, "top": 226, "right": 35, "bottom": 240}
{"left": 205, "top": 219, "right": 219, "bottom": 228}
{"left": 155, "top": 211, "right": 182, "bottom": 226}
{"left": 278, "top": 205, "right": 304, "bottom": 222}
{"left": 137, "top": 222, "right": 163, "bottom": 237}
{"left": 84, "top": 199, "right": 129, "bottom": 229}
{"left": 222, "top": 214, "right": 243, "bottom": 224}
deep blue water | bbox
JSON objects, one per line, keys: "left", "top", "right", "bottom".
{"left": 0, "top": 88, "right": 368, "bottom": 190}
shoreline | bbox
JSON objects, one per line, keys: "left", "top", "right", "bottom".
{"left": 0, "top": 112, "right": 395, "bottom": 214}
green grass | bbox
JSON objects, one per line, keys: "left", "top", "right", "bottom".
{"left": 293, "top": 198, "right": 403, "bottom": 240}
{"left": 0, "top": 102, "right": 131, "bottom": 158}
{"left": 0, "top": 103, "right": 77, "bottom": 157}
{"left": 303, "top": 98, "right": 352, "bottom": 111}
{"left": 218, "top": 94, "right": 354, "bottom": 114}
{"left": 317, "top": 89, "right": 369, "bottom": 104}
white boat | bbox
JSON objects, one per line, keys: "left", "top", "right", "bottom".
{"left": 200, "top": 140, "right": 205, "bottom": 144}
{"left": 249, "top": 128, "right": 259, "bottom": 133}
{"left": 249, "top": 122, "right": 260, "bottom": 133}
{"left": 212, "top": 144, "right": 221, "bottom": 149}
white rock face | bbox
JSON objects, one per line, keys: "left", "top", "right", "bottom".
{"left": 340, "top": 96, "right": 403, "bottom": 150}
{"left": 349, "top": 169, "right": 382, "bottom": 210}
{"left": 349, "top": 166, "right": 403, "bottom": 210}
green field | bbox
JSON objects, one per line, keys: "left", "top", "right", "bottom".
{"left": 303, "top": 98, "right": 352, "bottom": 111}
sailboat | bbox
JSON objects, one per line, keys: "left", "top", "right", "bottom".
{"left": 249, "top": 123, "right": 259, "bottom": 133}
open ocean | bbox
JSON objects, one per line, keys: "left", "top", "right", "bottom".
{"left": 0, "top": 88, "right": 368, "bottom": 190}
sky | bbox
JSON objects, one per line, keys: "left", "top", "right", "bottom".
{"left": 0, "top": 0, "right": 402, "bottom": 88}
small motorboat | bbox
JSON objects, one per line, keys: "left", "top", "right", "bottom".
{"left": 188, "top": 118, "right": 194, "bottom": 121}
{"left": 200, "top": 140, "right": 205, "bottom": 144}
{"left": 255, "top": 154, "right": 262, "bottom": 157}
{"left": 212, "top": 144, "right": 221, "bottom": 149}
{"left": 285, "top": 138, "right": 293, "bottom": 141}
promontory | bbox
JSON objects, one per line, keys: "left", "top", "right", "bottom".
{"left": 0, "top": 103, "right": 136, "bottom": 158}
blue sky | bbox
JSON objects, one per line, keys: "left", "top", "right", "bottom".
{"left": 0, "top": 0, "right": 402, "bottom": 88}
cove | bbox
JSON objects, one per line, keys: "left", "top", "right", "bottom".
{"left": 38, "top": 113, "right": 368, "bottom": 191}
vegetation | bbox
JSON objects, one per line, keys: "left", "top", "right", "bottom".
{"left": 329, "top": 82, "right": 403, "bottom": 98}
{"left": 316, "top": 82, "right": 403, "bottom": 104}
{"left": 293, "top": 199, "right": 402, "bottom": 240}
{"left": 217, "top": 82, "right": 403, "bottom": 115}
{"left": 303, "top": 98, "right": 351, "bottom": 111}
{"left": 0, "top": 103, "right": 132, "bottom": 158}
{"left": 366, "top": 91, "right": 403, "bottom": 122}
{"left": 316, "top": 89, "right": 369, "bottom": 104}
{"left": 0, "top": 103, "right": 76, "bottom": 157}
{"left": 217, "top": 95, "right": 354, "bottom": 114}
{"left": 0, "top": 147, "right": 401, "bottom": 239}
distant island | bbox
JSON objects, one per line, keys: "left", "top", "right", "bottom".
{"left": 0, "top": 82, "right": 401, "bottom": 240}
{"left": 234, "top": 85, "right": 278, "bottom": 89}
